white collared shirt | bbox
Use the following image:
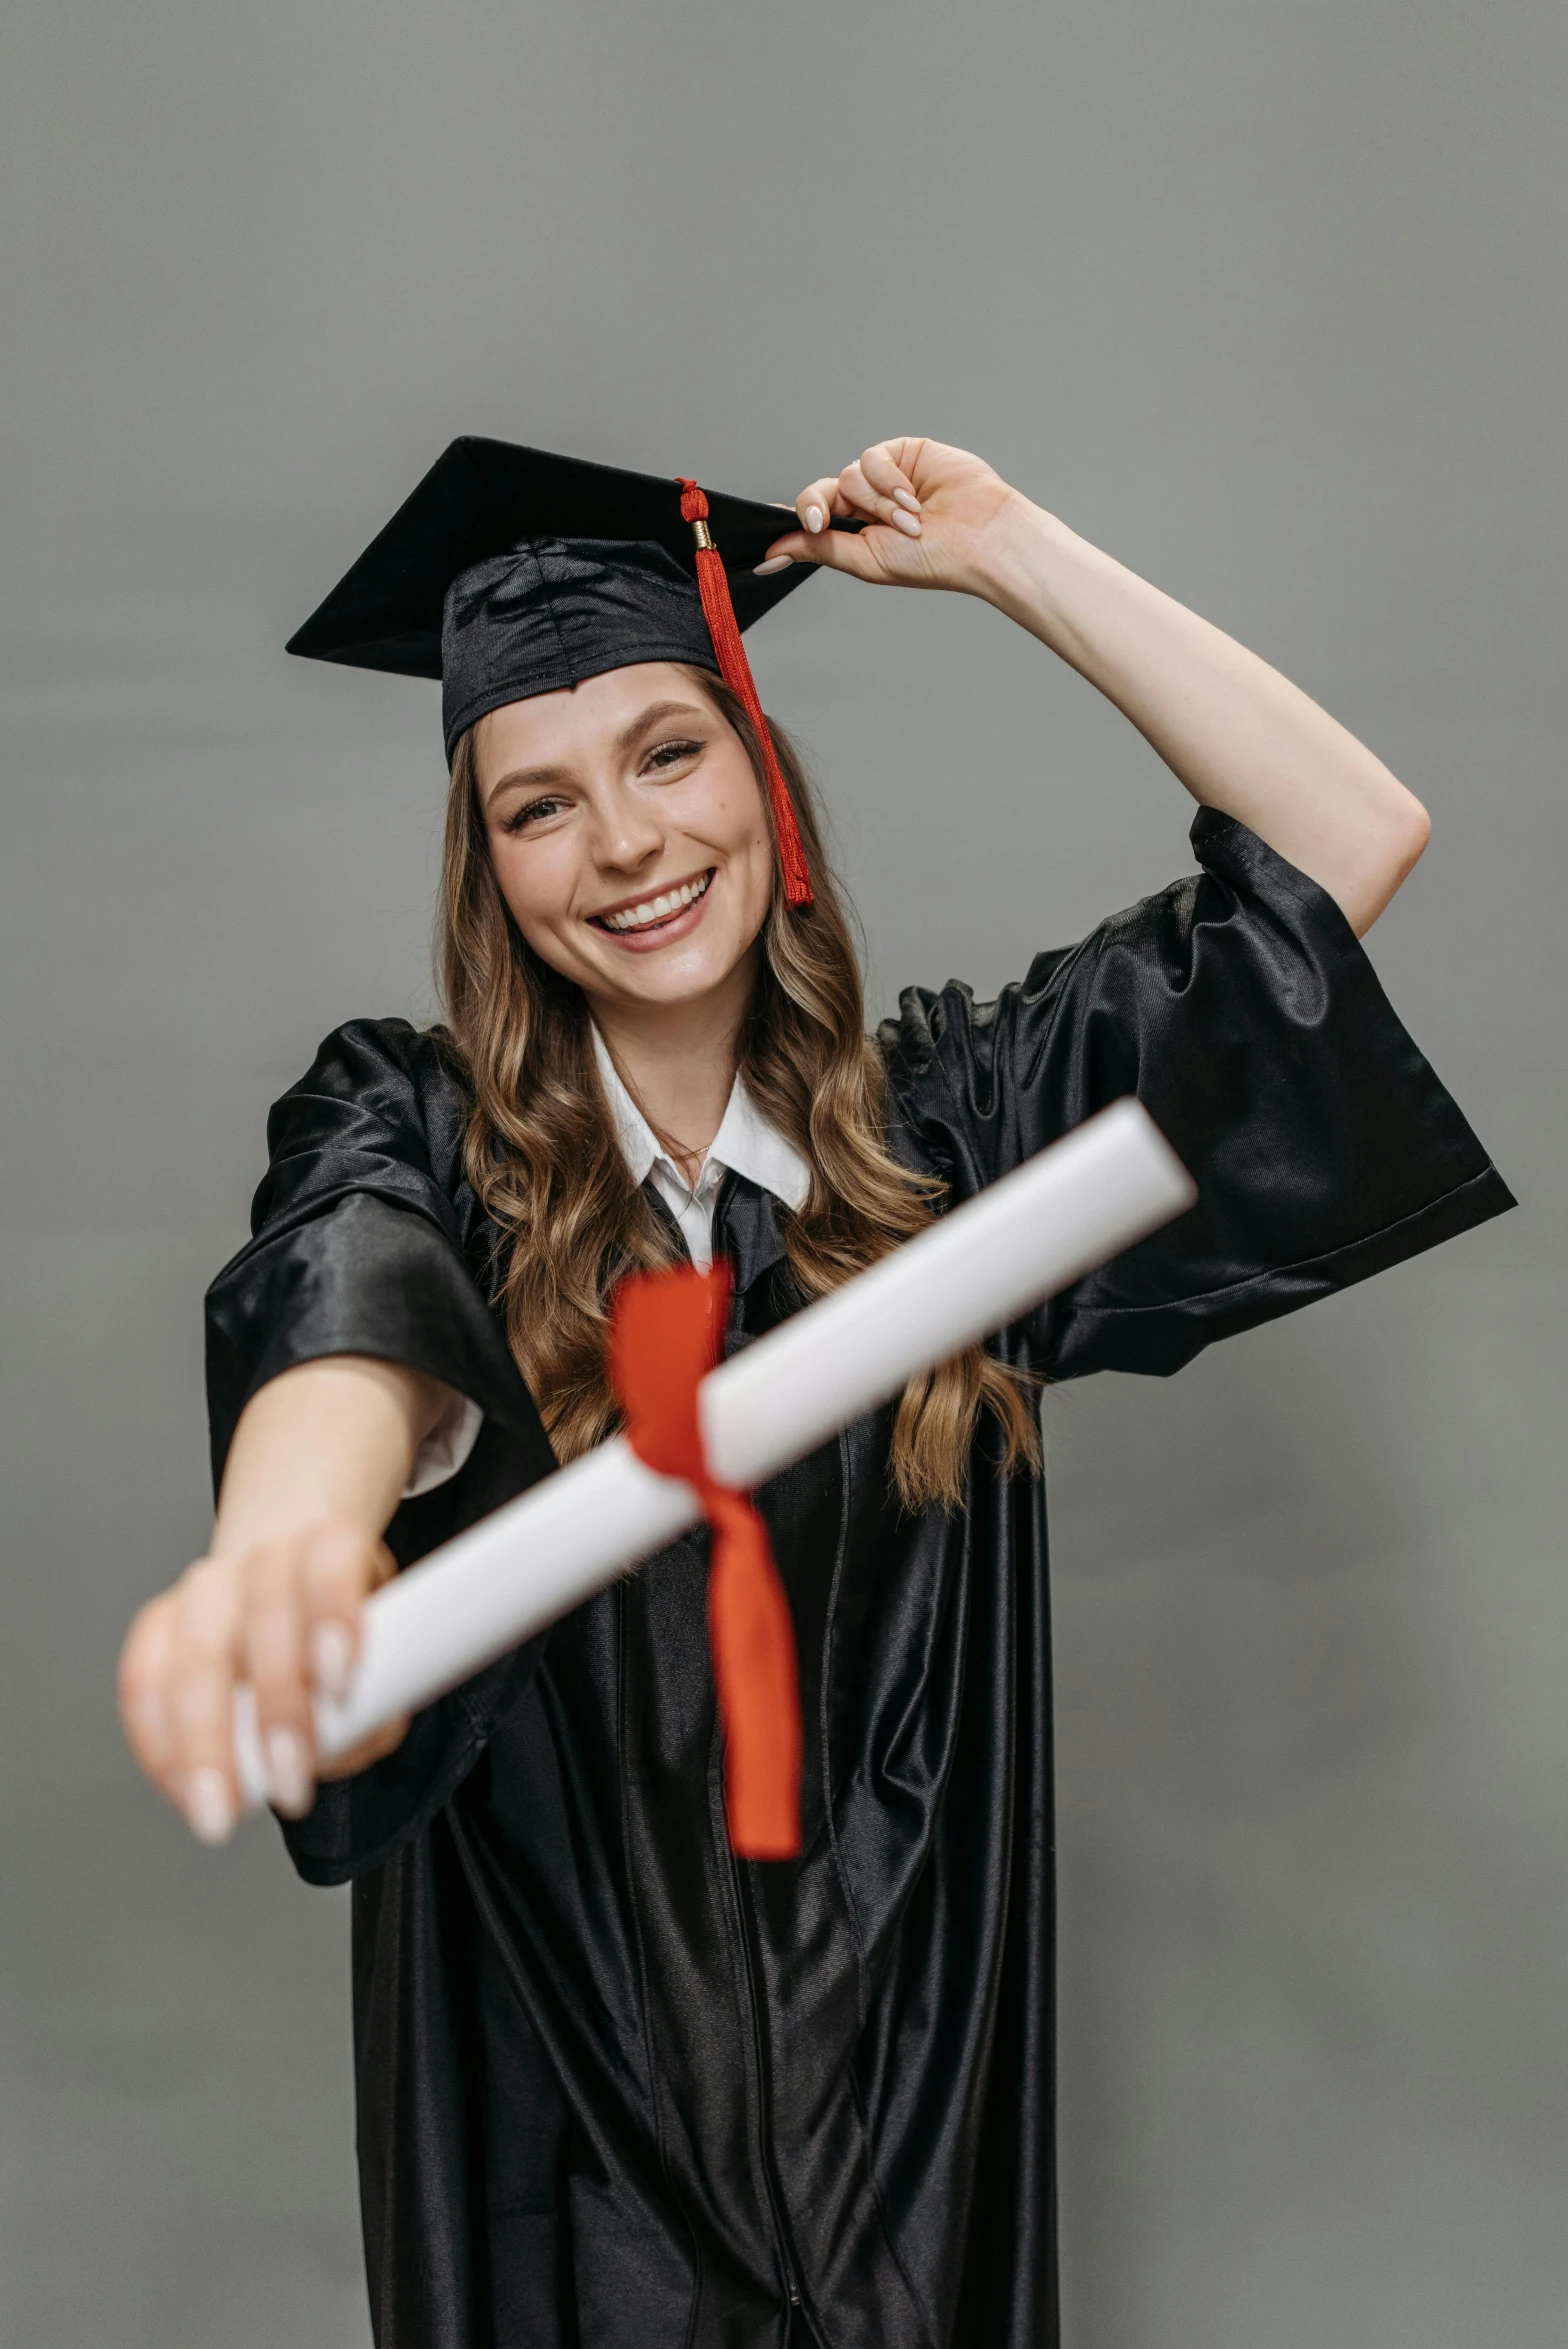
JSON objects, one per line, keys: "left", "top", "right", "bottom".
{"left": 589, "top": 1025, "right": 811, "bottom": 1272}
{"left": 404, "top": 1026, "right": 811, "bottom": 1496}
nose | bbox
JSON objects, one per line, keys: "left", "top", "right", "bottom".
{"left": 587, "top": 777, "right": 665, "bottom": 876}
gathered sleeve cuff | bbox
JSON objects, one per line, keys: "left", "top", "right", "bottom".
{"left": 204, "top": 1188, "right": 533, "bottom": 1490}
{"left": 879, "top": 810, "right": 1515, "bottom": 1380}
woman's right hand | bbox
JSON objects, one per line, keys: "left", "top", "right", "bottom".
{"left": 116, "top": 1519, "right": 408, "bottom": 1845}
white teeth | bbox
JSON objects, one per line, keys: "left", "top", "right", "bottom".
{"left": 602, "top": 873, "right": 710, "bottom": 931}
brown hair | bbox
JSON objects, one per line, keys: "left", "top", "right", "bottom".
{"left": 436, "top": 670, "right": 1039, "bottom": 1510}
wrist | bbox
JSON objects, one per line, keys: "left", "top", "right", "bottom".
{"left": 957, "top": 490, "right": 1067, "bottom": 609}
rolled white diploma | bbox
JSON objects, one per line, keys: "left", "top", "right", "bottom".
{"left": 232, "top": 1097, "right": 1195, "bottom": 1811}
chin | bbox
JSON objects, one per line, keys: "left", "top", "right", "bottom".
{"left": 612, "top": 954, "right": 738, "bottom": 1003}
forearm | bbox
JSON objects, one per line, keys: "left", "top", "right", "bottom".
{"left": 119, "top": 1361, "right": 458, "bottom": 1839}
{"left": 211, "top": 1356, "right": 452, "bottom": 1558}
{"left": 971, "top": 498, "right": 1430, "bottom": 934}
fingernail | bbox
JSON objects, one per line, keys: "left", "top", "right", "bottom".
{"left": 264, "top": 1727, "right": 313, "bottom": 1817}
{"left": 753, "top": 554, "right": 794, "bottom": 576}
{"left": 311, "top": 1620, "right": 354, "bottom": 1702}
{"left": 892, "top": 509, "right": 922, "bottom": 538}
{"left": 893, "top": 488, "right": 921, "bottom": 514}
{"left": 185, "top": 1767, "right": 235, "bottom": 1846}
{"left": 805, "top": 504, "right": 824, "bottom": 533}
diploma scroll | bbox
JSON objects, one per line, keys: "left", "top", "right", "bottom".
{"left": 232, "top": 1097, "right": 1195, "bottom": 1811}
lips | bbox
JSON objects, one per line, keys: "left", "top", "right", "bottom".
{"left": 592, "top": 869, "right": 714, "bottom": 934}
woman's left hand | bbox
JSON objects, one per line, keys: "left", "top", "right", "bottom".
{"left": 760, "top": 438, "right": 1024, "bottom": 596}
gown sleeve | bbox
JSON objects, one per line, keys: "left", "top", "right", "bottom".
{"left": 877, "top": 808, "right": 1515, "bottom": 1379}
{"left": 203, "top": 1017, "right": 558, "bottom": 1884}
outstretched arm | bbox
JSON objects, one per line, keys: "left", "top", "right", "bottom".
{"left": 116, "top": 1357, "right": 449, "bottom": 1842}
{"left": 763, "top": 438, "right": 1429, "bottom": 936}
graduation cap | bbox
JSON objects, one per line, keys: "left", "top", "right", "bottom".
{"left": 287, "top": 438, "right": 836, "bottom": 906}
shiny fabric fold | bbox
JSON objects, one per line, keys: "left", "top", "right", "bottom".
{"left": 204, "top": 813, "right": 1514, "bottom": 2349}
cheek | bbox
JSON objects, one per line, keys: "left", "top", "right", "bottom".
{"left": 677, "top": 759, "right": 770, "bottom": 859}
{"left": 684, "top": 768, "right": 775, "bottom": 937}
{"left": 487, "top": 830, "right": 580, "bottom": 939}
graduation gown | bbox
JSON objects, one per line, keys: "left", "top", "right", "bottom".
{"left": 206, "top": 812, "right": 1512, "bottom": 2349}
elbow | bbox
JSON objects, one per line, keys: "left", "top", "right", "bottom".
{"left": 1387, "top": 785, "right": 1431, "bottom": 889}
{"left": 1348, "top": 785, "right": 1430, "bottom": 935}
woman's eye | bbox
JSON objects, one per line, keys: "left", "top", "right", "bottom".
{"left": 501, "top": 795, "right": 568, "bottom": 834}
{"left": 644, "top": 738, "right": 703, "bottom": 774}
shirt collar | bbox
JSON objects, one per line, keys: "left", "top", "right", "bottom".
{"left": 590, "top": 1024, "right": 810, "bottom": 1213}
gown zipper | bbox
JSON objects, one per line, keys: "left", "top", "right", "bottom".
{"left": 726, "top": 1840, "right": 809, "bottom": 2327}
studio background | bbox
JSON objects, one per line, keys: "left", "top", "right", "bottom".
{"left": 2, "top": 4, "right": 1562, "bottom": 2343}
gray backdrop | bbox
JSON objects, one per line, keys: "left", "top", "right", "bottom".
{"left": 2, "top": 3, "right": 1562, "bottom": 2343}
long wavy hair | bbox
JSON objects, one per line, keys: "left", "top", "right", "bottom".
{"left": 436, "top": 669, "right": 1039, "bottom": 1511}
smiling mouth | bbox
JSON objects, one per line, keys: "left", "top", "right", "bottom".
{"left": 591, "top": 870, "right": 714, "bottom": 934}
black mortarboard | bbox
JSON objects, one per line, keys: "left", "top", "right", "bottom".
{"left": 287, "top": 438, "right": 836, "bottom": 903}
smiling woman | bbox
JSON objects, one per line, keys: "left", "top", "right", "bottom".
{"left": 442, "top": 660, "right": 1036, "bottom": 1485}
{"left": 116, "top": 435, "right": 1512, "bottom": 2349}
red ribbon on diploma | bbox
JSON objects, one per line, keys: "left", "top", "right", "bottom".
{"left": 608, "top": 1260, "right": 803, "bottom": 1859}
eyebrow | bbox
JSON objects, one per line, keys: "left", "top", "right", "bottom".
{"left": 483, "top": 698, "right": 710, "bottom": 810}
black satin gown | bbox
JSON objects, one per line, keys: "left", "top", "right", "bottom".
{"left": 205, "top": 812, "right": 1512, "bottom": 2349}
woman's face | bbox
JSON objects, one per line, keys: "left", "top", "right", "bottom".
{"left": 474, "top": 663, "right": 775, "bottom": 1022}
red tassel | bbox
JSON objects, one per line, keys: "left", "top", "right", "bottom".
{"left": 677, "top": 478, "right": 813, "bottom": 908}
{"left": 608, "top": 1260, "right": 803, "bottom": 1859}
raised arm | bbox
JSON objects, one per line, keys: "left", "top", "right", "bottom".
{"left": 116, "top": 1356, "right": 451, "bottom": 1842}
{"left": 763, "top": 438, "right": 1430, "bottom": 936}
